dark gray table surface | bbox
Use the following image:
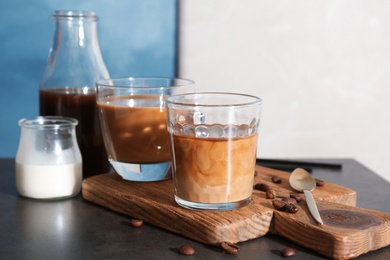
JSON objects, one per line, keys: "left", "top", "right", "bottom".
{"left": 1, "top": 158, "right": 389, "bottom": 259}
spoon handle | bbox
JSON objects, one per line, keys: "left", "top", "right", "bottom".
{"left": 303, "top": 190, "right": 324, "bottom": 225}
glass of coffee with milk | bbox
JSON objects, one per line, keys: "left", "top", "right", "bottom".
{"left": 165, "top": 92, "right": 262, "bottom": 211}
{"left": 96, "top": 77, "right": 194, "bottom": 182}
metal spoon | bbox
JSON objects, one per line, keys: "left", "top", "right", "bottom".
{"left": 289, "top": 168, "right": 324, "bottom": 225}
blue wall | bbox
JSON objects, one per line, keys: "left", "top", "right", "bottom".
{"left": 0, "top": 0, "right": 178, "bottom": 157}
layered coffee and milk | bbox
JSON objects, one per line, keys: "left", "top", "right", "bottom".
{"left": 97, "top": 95, "right": 170, "bottom": 164}
{"left": 171, "top": 131, "right": 258, "bottom": 204}
{"left": 166, "top": 92, "right": 262, "bottom": 210}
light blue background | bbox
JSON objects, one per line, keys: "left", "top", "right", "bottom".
{"left": 0, "top": 0, "right": 177, "bottom": 157}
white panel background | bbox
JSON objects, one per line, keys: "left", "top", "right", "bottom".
{"left": 178, "top": 0, "right": 390, "bottom": 182}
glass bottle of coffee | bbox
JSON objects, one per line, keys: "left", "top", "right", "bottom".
{"left": 39, "top": 10, "right": 111, "bottom": 178}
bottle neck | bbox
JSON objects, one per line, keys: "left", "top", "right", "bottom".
{"left": 40, "top": 11, "right": 109, "bottom": 89}
{"left": 51, "top": 16, "right": 100, "bottom": 55}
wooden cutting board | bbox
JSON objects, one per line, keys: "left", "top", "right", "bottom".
{"left": 82, "top": 165, "right": 390, "bottom": 259}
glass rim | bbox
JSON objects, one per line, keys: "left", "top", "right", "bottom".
{"left": 96, "top": 77, "right": 195, "bottom": 89}
{"left": 165, "top": 92, "right": 262, "bottom": 108}
{"left": 18, "top": 116, "right": 78, "bottom": 129}
{"left": 52, "top": 10, "right": 98, "bottom": 20}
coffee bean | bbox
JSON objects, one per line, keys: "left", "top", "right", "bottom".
{"left": 266, "top": 190, "right": 276, "bottom": 199}
{"left": 272, "top": 199, "right": 286, "bottom": 211}
{"left": 281, "top": 247, "right": 296, "bottom": 257}
{"left": 130, "top": 219, "right": 143, "bottom": 227}
{"left": 178, "top": 245, "right": 195, "bottom": 256}
{"left": 286, "top": 203, "right": 299, "bottom": 213}
{"left": 315, "top": 178, "right": 325, "bottom": 187}
{"left": 254, "top": 170, "right": 259, "bottom": 176}
{"left": 282, "top": 197, "right": 298, "bottom": 206}
{"left": 254, "top": 183, "right": 272, "bottom": 192}
{"left": 220, "top": 241, "right": 240, "bottom": 254}
{"left": 271, "top": 175, "right": 282, "bottom": 184}
{"left": 289, "top": 193, "right": 302, "bottom": 203}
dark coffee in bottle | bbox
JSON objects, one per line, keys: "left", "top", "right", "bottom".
{"left": 40, "top": 88, "right": 111, "bottom": 178}
{"left": 39, "top": 11, "right": 110, "bottom": 178}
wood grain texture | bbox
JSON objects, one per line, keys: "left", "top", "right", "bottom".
{"left": 252, "top": 166, "right": 357, "bottom": 207}
{"left": 82, "top": 167, "right": 274, "bottom": 244}
{"left": 82, "top": 165, "right": 390, "bottom": 259}
{"left": 273, "top": 202, "right": 390, "bottom": 259}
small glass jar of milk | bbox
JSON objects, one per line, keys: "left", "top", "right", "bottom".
{"left": 15, "top": 116, "right": 82, "bottom": 199}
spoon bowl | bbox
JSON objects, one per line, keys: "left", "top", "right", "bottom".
{"left": 289, "top": 168, "right": 317, "bottom": 192}
{"left": 289, "top": 168, "right": 323, "bottom": 225}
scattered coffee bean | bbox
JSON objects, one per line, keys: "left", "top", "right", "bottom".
{"left": 254, "top": 183, "right": 273, "bottom": 192}
{"left": 315, "top": 178, "right": 325, "bottom": 187}
{"left": 289, "top": 193, "right": 302, "bottom": 203}
{"left": 281, "top": 247, "right": 296, "bottom": 257}
{"left": 272, "top": 199, "right": 286, "bottom": 211}
{"left": 130, "top": 219, "right": 143, "bottom": 227}
{"left": 178, "top": 245, "right": 195, "bottom": 256}
{"left": 254, "top": 170, "right": 259, "bottom": 176}
{"left": 286, "top": 203, "right": 299, "bottom": 213}
{"left": 220, "top": 241, "right": 240, "bottom": 254}
{"left": 271, "top": 175, "right": 282, "bottom": 184}
{"left": 282, "top": 197, "right": 297, "bottom": 206}
{"left": 266, "top": 190, "right": 276, "bottom": 199}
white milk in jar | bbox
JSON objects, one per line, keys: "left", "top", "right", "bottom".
{"left": 15, "top": 116, "right": 82, "bottom": 199}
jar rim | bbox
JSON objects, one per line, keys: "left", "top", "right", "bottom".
{"left": 96, "top": 77, "right": 195, "bottom": 89}
{"left": 52, "top": 10, "right": 98, "bottom": 21}
{"left": 165, "top": 92, "right": 262, "bottom": 108}
{"left": 18, "top": 116, "right": 78, "bottom": 129}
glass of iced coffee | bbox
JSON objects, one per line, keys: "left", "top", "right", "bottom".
{"left": 96, "top": 77, "right": 194, "bottom": 182}
{"left": 166, "top": 92, "right": 262, "bottom": 211}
